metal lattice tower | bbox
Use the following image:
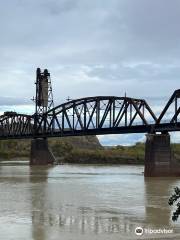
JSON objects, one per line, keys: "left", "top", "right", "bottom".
{"left": 35, "top": 68, "right": 54, "bottom": 115}
{"left": 32, "top": 68, "right": 54, "bottom": 135}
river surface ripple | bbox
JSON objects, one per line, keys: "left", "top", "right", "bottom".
{"left": 0, "top": 163, "right": 180, "bottom": 240}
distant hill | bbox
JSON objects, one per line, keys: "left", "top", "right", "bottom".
{"left": 49, "top": 135, "right": 103, "bottom": 150}
{"left": 0, "top": 135, "right": 102, "bottom": 159}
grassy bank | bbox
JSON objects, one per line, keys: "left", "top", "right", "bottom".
{"left": 0, "top": 138, "right": 144, "bottom": 164}
{"left": 0, "top": 137, "right": 180, "bottom": 164}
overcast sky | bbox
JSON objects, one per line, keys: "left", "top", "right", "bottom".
{"left": 1, "top": 0, "right": 180, "bottom": 145}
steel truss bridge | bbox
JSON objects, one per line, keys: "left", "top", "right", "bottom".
{"left": 0, "top": 69, "right": 180, "bottom": 140}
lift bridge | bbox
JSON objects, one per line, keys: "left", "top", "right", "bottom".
{"left": 0, "top": 68, "right": 180, "bottom": 177}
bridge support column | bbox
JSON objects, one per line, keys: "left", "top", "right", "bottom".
{"left": 30, "top": 138, "right": 55, "bottom": 165}
{"left": 144, "top": 133, "right": 180, "bottom": 177}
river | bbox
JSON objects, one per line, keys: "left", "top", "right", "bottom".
{"left": 0, "top": 162, "right": 180, "bottom": 239}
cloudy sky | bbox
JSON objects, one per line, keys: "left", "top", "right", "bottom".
{"left": 1, "top": 0, "right": 180, "bottom": 145}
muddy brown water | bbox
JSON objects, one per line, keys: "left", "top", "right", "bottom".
{"left": 0, "top": 162, "right": 180, "bottom": 239}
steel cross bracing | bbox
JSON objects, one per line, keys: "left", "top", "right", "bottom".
{"left": 0, "top": 113, "right": 34, "bottom": 139}
{"left": 35, "top": 96, "right": 157, "bottom": 137}
{"left": 0, "top": 68, "right": 180, "bottom": 139}
{"left": 0, "top": 89, "right": 180, "bottom": 139}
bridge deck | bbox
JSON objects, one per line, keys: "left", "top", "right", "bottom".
{"left": 0, "top": 90, "right": 180, "bottom": 139}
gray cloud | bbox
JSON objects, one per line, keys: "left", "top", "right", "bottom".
{"left": 0, "top": 0, "right": 180, "bottom": 144}
{"left": 0, "top": 96, "right": 30, "bottom": 106}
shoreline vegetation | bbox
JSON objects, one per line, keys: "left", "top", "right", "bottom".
{"left": 0, "top": 136, "right": 180, "bottom": 164}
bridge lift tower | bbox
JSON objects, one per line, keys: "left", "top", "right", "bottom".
{"left": 35, "top": 68, "right": 54, "bottom": 115}
{"left": 30, "top": 68, "right": 55, "bottom": 165}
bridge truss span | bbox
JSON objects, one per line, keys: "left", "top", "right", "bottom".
{"left": 0, "top": 112, "right": 34, "bottom": 139}
{"left": 36, "top": 96, "right": 158, "bottom": 137}
{"left": 1, "top": 68, "right": 180, "bottom": 140}
{"left": 157, "top": 89, "right": 180, "bottom": 124}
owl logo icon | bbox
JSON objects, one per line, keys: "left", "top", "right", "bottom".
{"left": 135, "top": 227, "right": 144, "bottom": 236}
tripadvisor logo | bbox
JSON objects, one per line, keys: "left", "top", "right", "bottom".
{"left": 135, "top": 227, "right": 144, "bottom": 236}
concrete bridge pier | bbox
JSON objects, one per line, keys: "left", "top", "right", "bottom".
{"left": 30, "top": 138, "right": 55, "bottom": 165}
{"left": 144, "top": 133, "right": 180, "bottom": 177}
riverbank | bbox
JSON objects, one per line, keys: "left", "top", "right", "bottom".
{"left": 0, "top": 137, "right": 144, "bottom": 164}
{"left": 55, "top": 144, "right": 144, "bottom": 164}
{"left": 0, "top": 137, "right": 180, "bottom": 164}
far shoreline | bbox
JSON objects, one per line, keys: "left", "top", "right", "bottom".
{"left": 0, "top": 157, "right": 144, "bottom": 165}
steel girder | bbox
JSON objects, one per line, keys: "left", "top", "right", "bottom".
{"left": 157, "top": 89, "right": 180, "bottom": 124}
{"left": 1, "top": 91, "right": 180, "bottom": 139}
{"left": 0, "top": 113, "right": 34, "bottom": 138}
{"left": 35, "top": 96, "right": 157, "bottom": 137}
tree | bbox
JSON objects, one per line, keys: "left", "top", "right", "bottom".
{"left": 168, "top": 187, "right": 180, "bottom": 221}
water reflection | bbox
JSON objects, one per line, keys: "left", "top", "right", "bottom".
{"left": 29, "top": 166, "right": 50, "bottom": 240}
{"left": 144, "top": 178, "right": 173, "bottom": 227}
{"left": 28, "top": 165, "right": 140, "bottom": 239}
{"left": 26, "top": 166, "right": 180, "bottom": 239}
{"left": 0, "top": 164, "right": 180, "bottom": 240}
{"left": 31, "top": 209, "right": 134, "bottom": 236}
